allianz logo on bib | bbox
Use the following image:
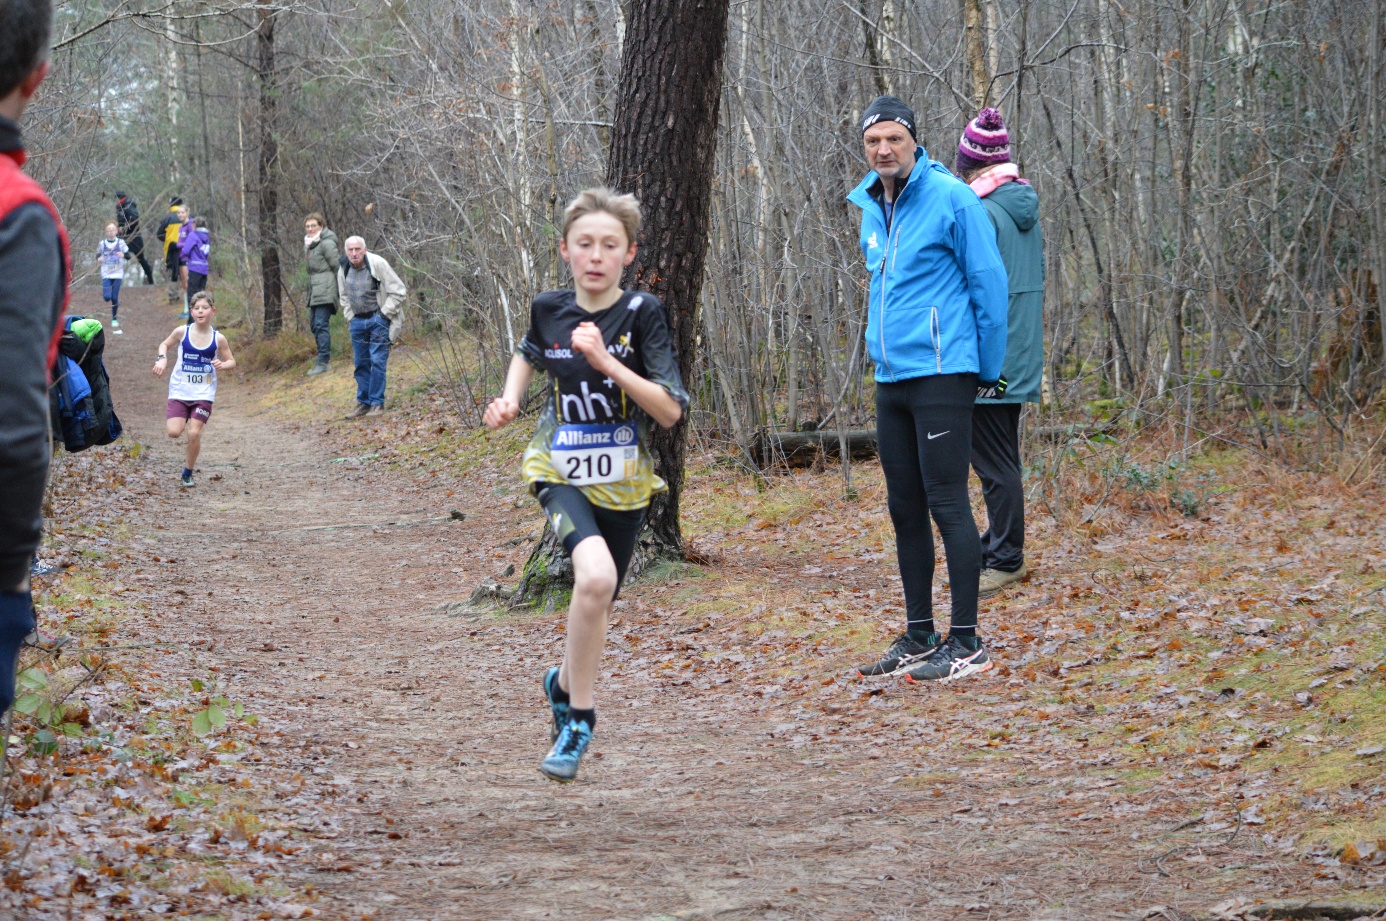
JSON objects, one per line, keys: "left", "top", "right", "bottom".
{"left": 553, "top": 423, "right": 636, "bottom": 448}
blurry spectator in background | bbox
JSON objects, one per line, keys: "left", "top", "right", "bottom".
{"left": 180, "top": 213, "right": 210, "bottom": 302}
{"left": 337, "top": 235, "right": 405, "bottom": 418}
{"left": 154, "top": 195, "right": 184, "bottom": 306}
{"left": 304, "top": 212, "right": 339, "bottom": 375}
{"left": 114, "top": 190, "right": 154, "bottom": 284}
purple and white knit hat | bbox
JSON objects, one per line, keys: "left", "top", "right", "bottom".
{"left": 956, "top": 107, "right": 1011, "bottom": 174}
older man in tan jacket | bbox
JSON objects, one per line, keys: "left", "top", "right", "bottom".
{"left": 337, "top": 235, "right": 406, "bottom": 418}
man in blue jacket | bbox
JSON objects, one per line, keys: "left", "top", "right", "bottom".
{"left": 848, "top": 95, "right": 1009, "bottom": 684}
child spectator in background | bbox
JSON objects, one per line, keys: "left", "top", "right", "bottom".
{"left": 180, "top": 214, "right": 209, "bottom": 302}
{"left": 97, "top": 220, "right": 127, "bottom": 333}
{"left": 155, "top": 196, "right": 183, "bottom": 306}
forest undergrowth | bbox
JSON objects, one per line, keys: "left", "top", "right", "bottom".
{"left": 4, "top": 320, "right": 1386, "bottom": 918}
{"left": 268, "top": 338, "right": 1386, "bottom": 864}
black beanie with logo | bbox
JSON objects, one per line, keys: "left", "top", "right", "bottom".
{"left": 861, "top": 95, "right": 917, "bottom": 140}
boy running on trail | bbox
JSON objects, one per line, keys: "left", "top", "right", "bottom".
{"left": 97, "top": 220, "right": 127, "bottom": 333}
{"left": 152, "top": 291, "right": 235, "bottom": 488}
{"left": 484, "top": 187, "right": 688, "bottom": 783}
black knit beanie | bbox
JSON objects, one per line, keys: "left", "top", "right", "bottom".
{"left": 861, "top": 95, "right": 917, "bottom": 140}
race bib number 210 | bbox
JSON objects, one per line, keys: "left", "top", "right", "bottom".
{"left": 551, "top": 422, "right": 638, "bottom": 486}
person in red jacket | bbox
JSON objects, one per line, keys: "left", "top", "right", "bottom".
{"left": 0, "top": 0, "right": 67, "bottom": 717}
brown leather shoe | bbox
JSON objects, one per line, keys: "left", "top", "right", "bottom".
{"left": 344, "top": 403, "right": 370, "bottom": 419}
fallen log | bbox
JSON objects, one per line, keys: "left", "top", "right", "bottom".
{"left": 751, "top": 422, "right": 1115, "bottom": 467}
{"left": 748, "top": 421, "right": 1114, "bottom": 470}
{"left": 1031, "top": 422, "right": 1117, "bottom": 441}
{"left": 751, "top": 429, "right": 879, "bottom": 468}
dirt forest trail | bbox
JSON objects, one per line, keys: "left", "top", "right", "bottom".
{"left": 82, "top": 282, "right": 1335, "bottom": 921}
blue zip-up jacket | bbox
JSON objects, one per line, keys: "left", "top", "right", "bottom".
{"left": 847, "top": 151, "right": 1009, "bottom": 384}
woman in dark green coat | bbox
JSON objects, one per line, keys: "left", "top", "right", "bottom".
{"left": 956, "top": 108, "right": 1045, "bottom": 597}
{"left": 304, "top": 213, "right": 340, "bottom": 375}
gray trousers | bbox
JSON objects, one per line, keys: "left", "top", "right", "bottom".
{"left": 970, "top": 402, "right": 1025, "bottom": 573}
{"left": 310, "top": 304, "right": 334, "bottom": 365}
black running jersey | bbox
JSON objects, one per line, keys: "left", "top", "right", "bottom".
{"left": 518, "top": 289, "right": 689, "bottom": 510}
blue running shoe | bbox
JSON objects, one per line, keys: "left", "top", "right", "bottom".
{"left": 542, "top": 666, "right": 569, "bottom": 742}
{"left": 540, "top": 718, "right": 593, "bottom": 782}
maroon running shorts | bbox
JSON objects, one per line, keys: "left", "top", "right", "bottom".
{"left": 167, "top": 399, "right": 213, "bottom": 422}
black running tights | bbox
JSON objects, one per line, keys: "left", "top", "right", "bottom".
{"left": 875, "top": 373, "right": 981, "bottom": 636}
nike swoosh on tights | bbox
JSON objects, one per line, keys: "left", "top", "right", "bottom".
{"left": 927, "top": 431, "right": 950, "bottom": 440}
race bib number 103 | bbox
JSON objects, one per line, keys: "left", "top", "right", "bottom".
{"left": 551, "top": 422, "right": 638, "bottom": 486}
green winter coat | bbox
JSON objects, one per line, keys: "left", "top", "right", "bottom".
{"left": 978, "top": 180, "right": 1044, "bottom": 404}
{"left": 306, "top": 228, "right": 341, "bottom": 308}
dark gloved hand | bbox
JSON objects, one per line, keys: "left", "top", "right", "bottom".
{"left": 976, "top": 377, "right": 1008, "bottom": 400}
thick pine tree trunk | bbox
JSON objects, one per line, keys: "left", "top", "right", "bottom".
{"left": 512, "top": 0, "right": 730, "bottom": 608}
{"left": 605, "top": 0, "right": 731, "bottom": 560}
{"left": 257, "top": 0, "right": 283, "bottom": 337}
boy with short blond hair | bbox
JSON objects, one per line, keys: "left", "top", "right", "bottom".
{"left": 152, "top": 291, "right": 235, "bottom": 488}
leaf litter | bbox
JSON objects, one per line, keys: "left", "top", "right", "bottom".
{"left": 5, "top": 287, "right": 1385, "bottom": 919}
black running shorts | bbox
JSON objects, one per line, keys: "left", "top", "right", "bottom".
{"left": 535, "top": 482, "right": 645, "bottom": 600}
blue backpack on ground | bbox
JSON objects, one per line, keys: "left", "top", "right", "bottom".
{"left": 48, "top": 316, "right": 122, "bottom": 452}
{"left": 50, "top": 355, "right": 97, "bottom": 452}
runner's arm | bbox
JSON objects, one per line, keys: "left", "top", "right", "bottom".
{"left": 152, "top": 328, "right": 182, "bottom": 376}
{"left": 483, "top": 353, "right": 535, "bottom": 430}
{"left": 212, "top": 333, "right": 236, "bottom": 372}
{"left": 570, "top": 322, "right": 682, "bottom": 429}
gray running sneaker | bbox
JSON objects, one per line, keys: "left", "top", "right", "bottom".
{"left": 978, "top": 564, "right": 1028, "bottom": 598}
{"left": 904, "top": 635, "right": 993, "bottom": 683}
{"left": 306, "top": 363, "right": 329, "bottom": 376}
{"left": 23, "top": 627, "right": 73, "bottom": 653}
{"left": 344, "top": 403, "right": 370, "bottom": 419}
{"left": 857, "top": 631, "right": 944, "bottom": 678}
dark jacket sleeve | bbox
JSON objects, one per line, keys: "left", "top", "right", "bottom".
{"left": 117, "top": 201, "right": 139, "bottom": 234}
{"left": 634, "top": 296, "right": 690, "bottom": 411}
{"left": 517, "top": 294, "right": 548, "bottom": 370}
{"left": 0, "top": 203, "right": 64, "bottom": 590}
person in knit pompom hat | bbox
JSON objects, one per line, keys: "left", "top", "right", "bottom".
{"left": 956, "top": 107, "right": 1012, "bottom": 176}
{"left": 955, "top": 107, "right": 1045, "bottom": 598}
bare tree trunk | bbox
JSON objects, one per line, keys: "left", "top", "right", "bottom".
{"left": 606, "top": 0, "right": 732, "bottom": 558}
{"left": 962, "top": 0, "right": 990, "bottom": 106}
{"left": 257, "top": 0, "right": 283, "bottom": 337}
{"left": 194, "top": 20, "right": 215, "bottom": 228}
{"left": 165, "top": 17, "right": 181, "bottom": 184}
{"left": 860, "top": 0, "right": 891, "bottom": 96}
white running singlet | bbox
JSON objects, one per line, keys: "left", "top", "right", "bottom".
{"left": 167, "top": 324, "right": 218, "bottom": 402}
